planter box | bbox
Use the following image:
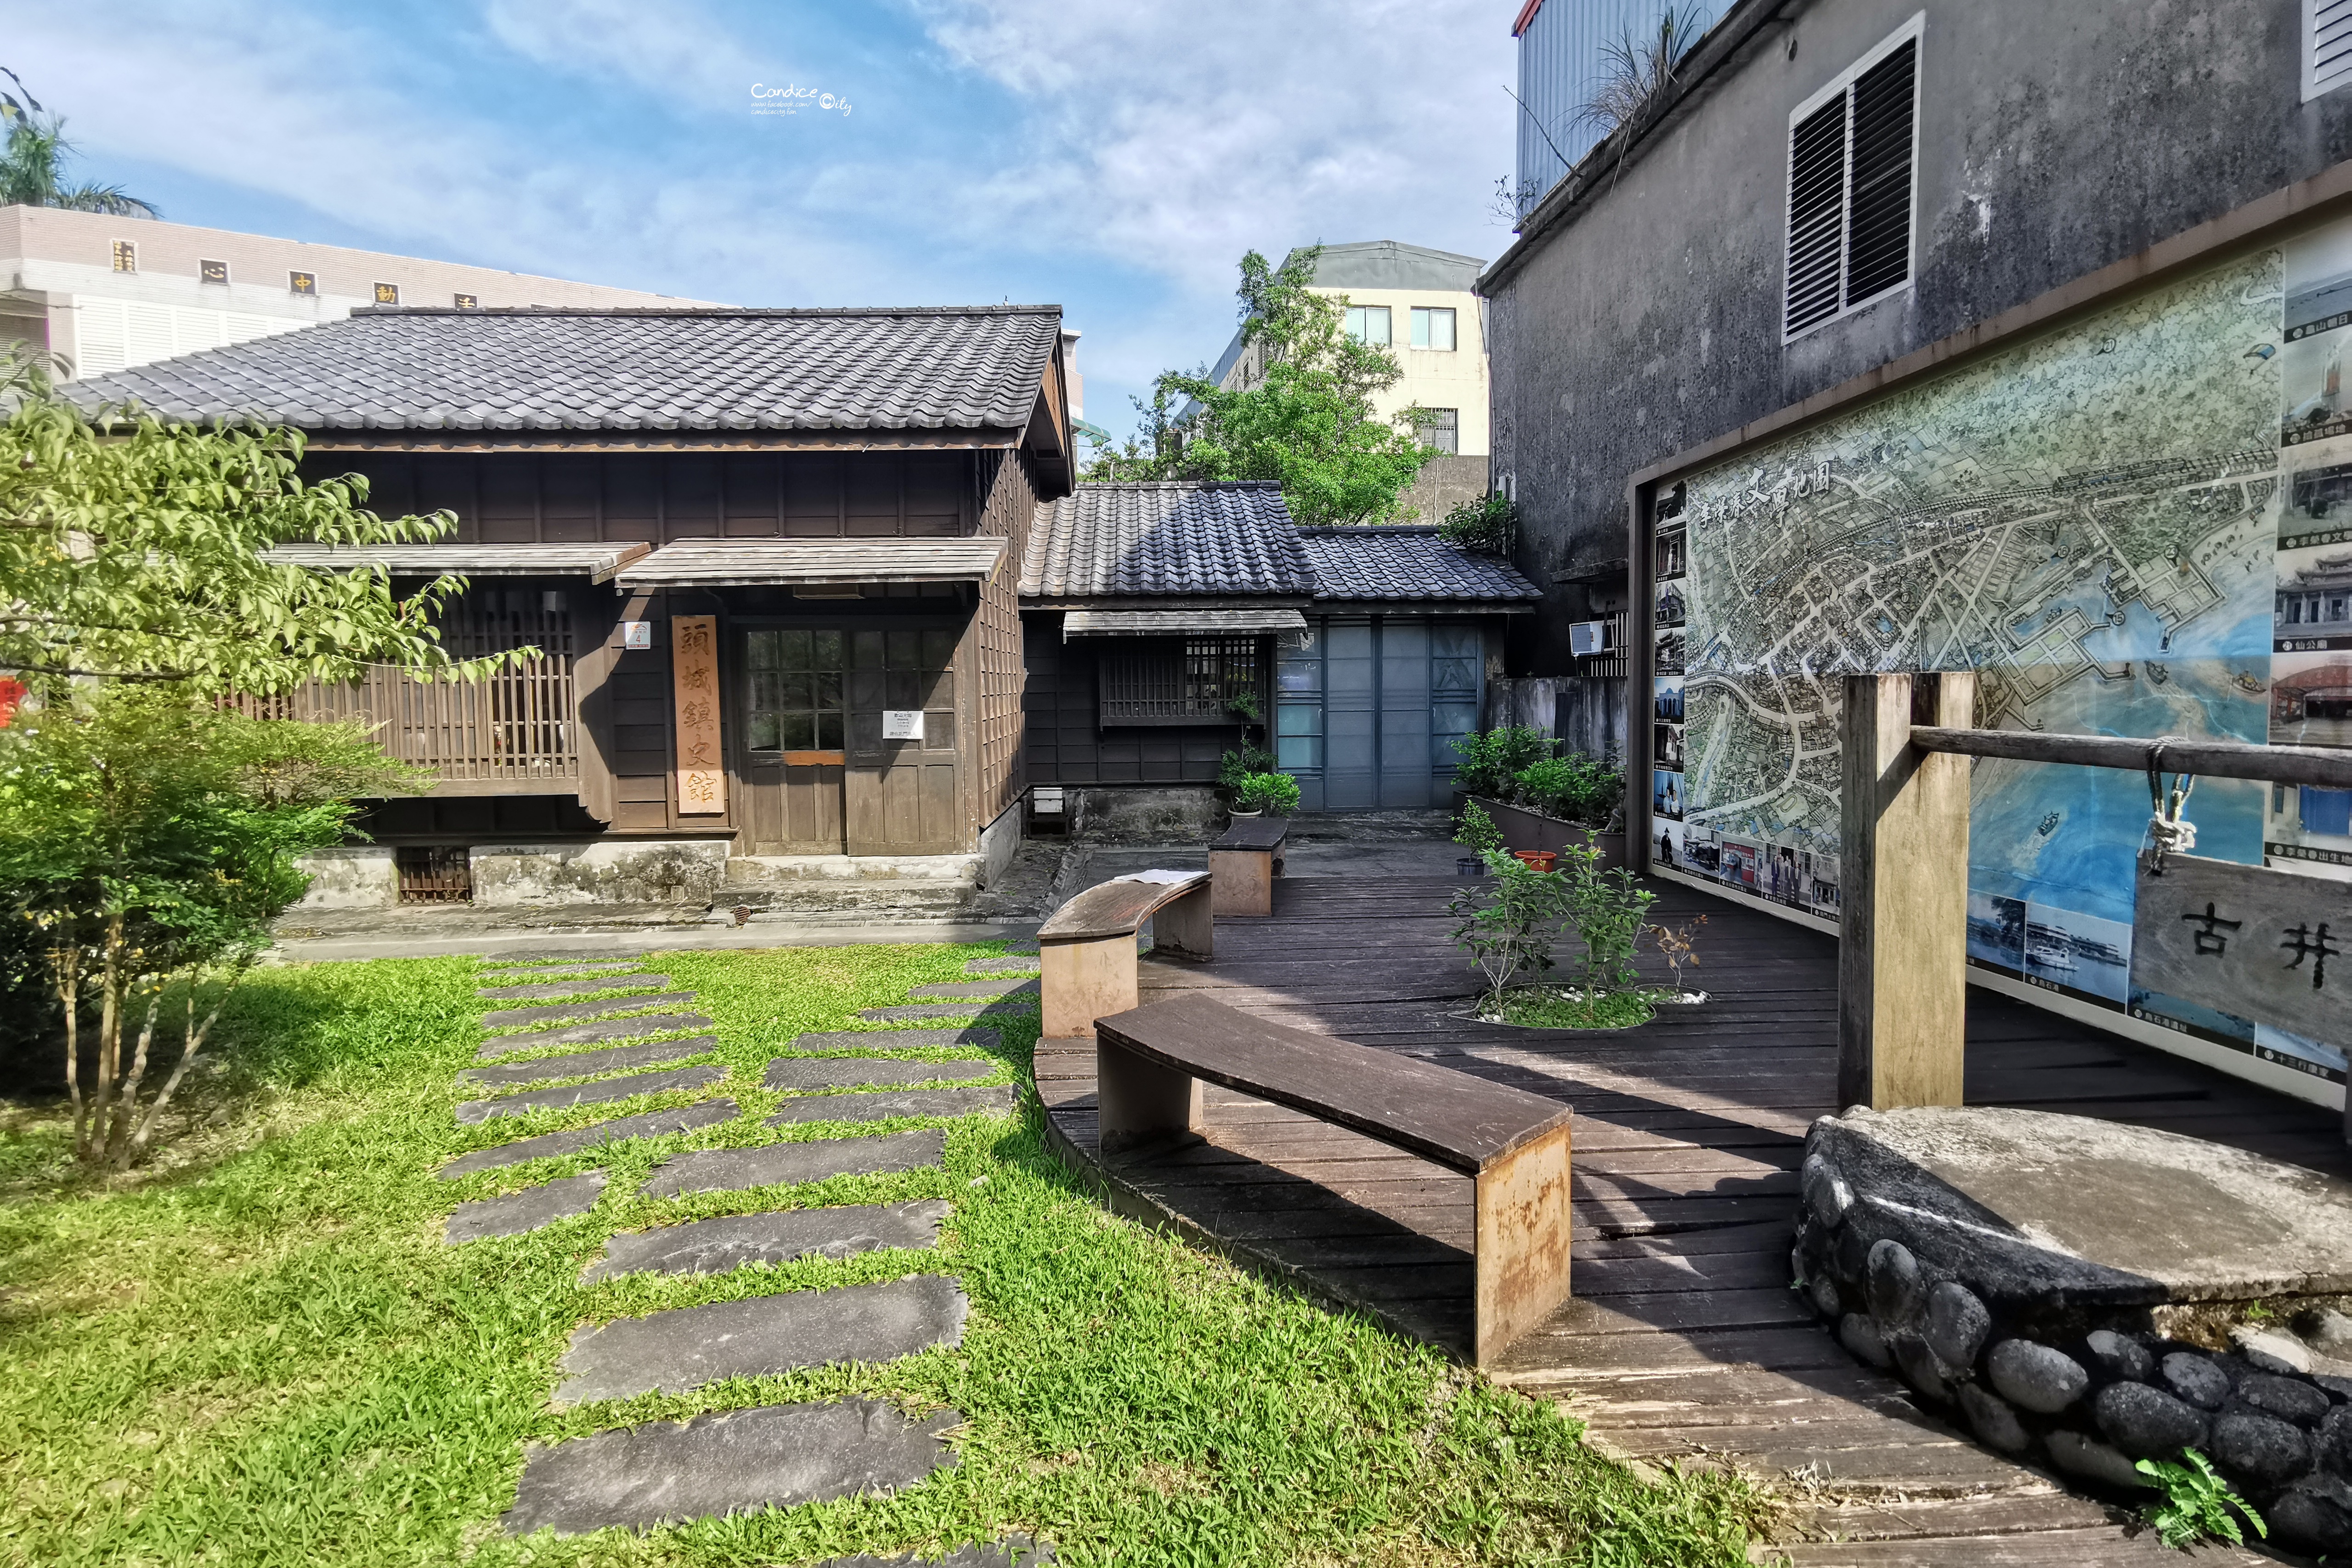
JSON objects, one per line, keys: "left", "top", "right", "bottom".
{"left": 1472, "top": 797, "right": 1626, "bottom": 873}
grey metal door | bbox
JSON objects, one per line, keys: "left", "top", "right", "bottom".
{"left": 1323, "top": 621, "right": 1378, "bottom": 808}
{"left": 1378, "top": 621, "right": 1432, "bottom": 808}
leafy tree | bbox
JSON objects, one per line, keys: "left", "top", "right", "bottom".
{"left": 1081, "top": 246, "right": 1437, "bottom": 525}
{"left": 0, "top": 69, "right": 157, "bottom": 217}
{"left": 0, "top": 353, "right": 499, "bottom": 697}
{"left": 0, "top": 688, "right": 427, "bottom": 1169}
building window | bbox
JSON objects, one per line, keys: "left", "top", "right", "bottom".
{"left": 111, "top": 239, "right": 136, "bottom": 273}
{"left": 453, "top": 292, "right": 479, "bottom": 308}
{"left": 373, "top": 282, "right": 400, "bottom": 306}
{"left": 2309, "top": 0, "right": 2352, "bottom": 100}
{"left": 1783, "top": 17, "right": 1921, "bottom": 340}
{"left": 1275, "top": 628, "right": 1323, "bottom": 772}
{"left": 1416, "top": 408, "right": 1460, "bottom": 454}
{"left": 199, "top": 259, "right": 228, "bottom": 286}
{"left": 1409, "top": 306, "right": 1456, "bottom": 351}
{"left": 1098, "top": 636, "right": 1261, "bottom": 725}
{"left": 1344, "top": 304, "right": 1391, "bottom": 347}
{"left": 745, "top": 628, "right": 846, "bottom": 753}
{"left": 289, "top": 271, "right": 317, "bottom": 296}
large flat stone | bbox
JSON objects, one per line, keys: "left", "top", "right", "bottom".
{"left": 792, "top": 1029, "right": 1001, "bottom": 1053}
{"left": 445, "top": 1172, "right": 607, "bottom": 1243}
{"left": 440, "top": 1100, "right": 738, "bottom": 1178}
{"left": 582, "top": 1199, "right": 949, "bottom": 1282}
{"left": 765, "top": 1058, "right": 998, "bottom": 1093}
{"left": 639, "top": 1129, "right": 946, "bottom": 1196}
{"left": 554, "top": 1276, "right": 968, "bottom": 1404}
{"left": 481, "top": 992, "right": 699, "bottom": 1029}
{"left": 962, "top": 957, "right": 1040, "bottom": 976}
{"left": 479, "top": 959, "right": 645, "bottom": 983}
{"left": 503, "top": 1398, "right": 958, "bottom": 1536}
{"left": 478, "top": 972, "right": 672, "bottom": 1002}
{"left": 477, "top": 1012, "right": 715, "bottom": 1057}
{"left": 816, "top": 1537, "right": 1054, "bottom": 1568}
{"left": 860, "top": 1005, "right": 1004, "bottom": 1023}
{"left": 910, "top": 980, "right": 1037, "bottom": 1000}
{"left": 456, "top": 1064, "right": 726, "bottom": 1125}
{"left": 459, "top": 1037, "right": 719, "bottom": 1090}
{"left": 766, "top": 1086, "right": 1018, "bottom": 1127}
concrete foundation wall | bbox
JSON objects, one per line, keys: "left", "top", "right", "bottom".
{"left": 469, "top": 839, "right": 729, "bottom": 907}
{"left": 1069, "top": 786, "right": 1224, "bottom": 843}
{"left": 978, "top": 800, "right": 1023, "bottom": 888}
{"left": 294, "top": 845, "right": 399, "bottom": 910}
{"left": 1396, "top": 453, "right": 1492, "bottom": 526}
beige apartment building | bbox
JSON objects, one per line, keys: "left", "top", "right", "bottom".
{"left": 1208, "top": 239, "right": 1490, "bottom": 522}
{"left": 0, "top": 205, "right": 703, "bottom": 379}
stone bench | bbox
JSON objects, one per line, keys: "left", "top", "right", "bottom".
{"left": 1208, "top": 817, "right": 1289, "bottom": 917}
{"left": 1036, "top": 870, "right": 1211, "bottom": 1040}
{"left": 1094, "top": 991, "right": 1574, "bottom": 1367}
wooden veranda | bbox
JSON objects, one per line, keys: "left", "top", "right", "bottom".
{"left": 1036, "top": 873, "right": 2351, "bottom": 1565}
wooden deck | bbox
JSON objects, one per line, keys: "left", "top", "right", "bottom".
{"left": 1035, "top": 874, "right": 2351, "bottom": 1565}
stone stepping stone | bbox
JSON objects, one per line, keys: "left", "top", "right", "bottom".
{"left": 503, "top": 1398, "right": 959, "bottom": 1537}
{"left": 860, "top": 1004, "right": 1008, "bottom": 1023}
{"left": 482, "top": 992, "right": 698, "bottom": 1029}
{"left": 766, "top": 1086, "right": 1017, "bottom": 1127}
{"left": 962, "top": 956, "right": 1039, "bottom": 975}
{"left": 440, "top": 1100, "right": 738, "bottom": 1179}
{"left": 459, "top": 1038, "right": 720, "bottom": 1090}
{"left": 554, "top": 1275, "right": 968, "bottom": 1404}
{"left": 817, "top": 1537, "right": 1054, "bottom": 1568}
{"left": 478, "top": 972, "right": 671, "bottom": 1002}
{"left": 457, "top": 1064, "right": 725, "bottom": 1125}
{"left": 477, "top": 965, "right": 646, "bottom": 988}
{"left": 910, "top": 979, "right": 1037, "bottom": 1000}
{"left": 581, "top": 1199, "right": 950, "bottom": 1283}
{"left": 765, "top": 1058, "right": 997, "bottom": 1093}
{"left": 476, "top": 1012, "right": 714, "bottom": 1058}
{"left": 445, "top": 1172, "right": 607, "bottom": 1243}
{"left": 793, "top": 1028, "right": 1001, "bottom": 1053}
{"left": 639, "top": 1128, "right": 945, "bottom": 1196}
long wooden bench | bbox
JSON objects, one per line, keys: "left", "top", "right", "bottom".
{"left": 1208, "top": 817, "right": 1288, "bottom": 916}
{"left": 1036, "top": 870, "right": 1212, "bottom": 1040}
{"left": 1092, "top": 991, "right": 1574, "bottom": 1367}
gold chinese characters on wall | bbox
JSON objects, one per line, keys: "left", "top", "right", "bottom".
{"left": 672, "top": 615, "right": 726, "bottom": 815}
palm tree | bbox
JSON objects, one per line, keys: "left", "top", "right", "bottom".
{"left": 0, "top": 68, "right": 157, "bottom": 218}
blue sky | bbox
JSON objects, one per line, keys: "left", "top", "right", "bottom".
{"left": 11, "top": 1, "right": 1517, "bottom": 442}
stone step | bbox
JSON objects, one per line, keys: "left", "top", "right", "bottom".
{"left": 910, "top": 979, "right": 1037, "bottom": 1001}
{"left": 962, "top": 956, "right": 1040, "bottom": 976}
{"left": 481, "top": 992, "right": 699, "bottom": 1030}
{"left": 639, "top": 1128, "right": 946, "bottom": 1196}
{"left": 456, "top": 1064, "right": 726, "bottom": 1125}
{"left": 766, "top": 1085, "right": 1018, "bottom": 1127}
{"left": 765, "top": 1058, "right": 998, "bottom": 1093}
{"left": 817, "top": 1539, "right": 1055, "bottom": 1568}
{"left": 477, "top": 972, "right": 672, "bottom": 1002}
{"left": 476, "top": 1012, "right": 715, "bottom": 1058}
{"left": 859, "top": 1004, "right": 1006, "bottom": 1024}
{"left": 581, "top": 1199, "right": 950, "bottom": 1283}
{"left": 553, "top": 1276, "right": 968, "bottom": 1404}
{"left": 458, "top": 1037, "right": 719, "bottom": 1090}
{"left": 503, "top": 1398, "right": 960, "bottom": 1537}
{"left": 477, "top": 959, "right": 645, "bottom": 984}
{"left": 445, "top": 1172, "right": 606, "bottom": 1243}
{"left": 441, "top": 1100, "right": 739, "bottom": 1179}
{"left": 792, "top": 1028, "right": 1002, "bottom": 1053}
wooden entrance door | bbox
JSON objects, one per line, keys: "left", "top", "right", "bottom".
{"left": 846, "top": 626, "right": 963, "bottom": 855}
{"left": 739, "top": 628, "right": 846, "bottom": 854}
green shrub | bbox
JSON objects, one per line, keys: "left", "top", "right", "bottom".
{"left": 1449, "top": 849, "right": 1571, "bottom": 1006}
{"left": 1558, "top": 834, "right": 1655, "bottom": 991}
{"left": 1439, "top": 490, "right": 1517, "bottom": 555}
{"left": 1509, "top": 750, "right": 1625, "bottom": 827}
{"left": 1234, "top": 771, "right": 1301, "bottom": 815}
{"left": 1217, "top": 741, "right": 1278, "bottom": 790}
{"left": 1451, "top": 724, "right": 1555, "bottom": 798}
{"left": 1455, "top": 799, "right": 1505, "bottom": 854}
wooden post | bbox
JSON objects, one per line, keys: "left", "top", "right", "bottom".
{"left": 1095, "top": 1036, "right": 1204, "bottom": 1155}
{"left": 1209, "top": 847, "right": 1275, "bottom": 916}
{"left": 1039, "top": 937, "right": 1139, "bottom": 1041}
{"left": 1838, "top": 672, "right": 1974, "bottom": 1110}
{"left": 1472, "top": 1121, "right": 1574, "bottom": 1367}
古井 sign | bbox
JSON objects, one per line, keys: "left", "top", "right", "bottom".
{"left": 2131, "top": 851, "right": 2349, "bottom": 1042}
{"left": 671, "top": 615, "right": 726, "bottom": 815}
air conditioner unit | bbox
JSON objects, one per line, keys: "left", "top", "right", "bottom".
{"left": 1568, "top": 621, "right": 1612, "bottom": 657}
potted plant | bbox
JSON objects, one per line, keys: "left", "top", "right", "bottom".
{"left": 1450, "top": 728, "right": 1629, "bottom": 872}
{"left": 1232, "top": 770, "right": 1300, "bottom": 819}
{"left": 1454, "top": 799, "right": 1503, "bottom": 875}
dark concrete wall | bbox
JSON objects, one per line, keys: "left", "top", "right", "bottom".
{"left": 1488, "top": 0, "right": 2352, "bottom": 673}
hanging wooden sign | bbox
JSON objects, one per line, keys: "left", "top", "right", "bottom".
{"left": 671, "top": 615, "right": 726, "bottom": 815}
{"left": 2130, "top": 852, "right": 2349, "bottom": 1042}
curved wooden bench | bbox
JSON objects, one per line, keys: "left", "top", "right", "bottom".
{"left": 1208, "top": 817, "right": 1289, "bottom": 916}
{"left": 1094, "top": 991, "right": 1573, "bottom": 1366}
{"left": 1036, "top": 870, "right": 1212, "bottom": 1039}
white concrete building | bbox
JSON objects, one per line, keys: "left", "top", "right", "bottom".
{"left": 0, "top": 205, "right": 705, "bottom": 379}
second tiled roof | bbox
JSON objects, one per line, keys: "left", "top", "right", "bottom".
{"left": 1021, "top": 481, "right": 1316, "bottom": 596}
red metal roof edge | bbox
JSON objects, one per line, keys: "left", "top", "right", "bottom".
{"left": 1512, "top": 0, "right": 1543, "bottom": 38}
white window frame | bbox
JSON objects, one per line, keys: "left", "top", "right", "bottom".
{"left": 2307, "top": 0, "right": 2352, "bottom": 101}
{"left": 1345, "top": 304, "right": 1391, "bottom": 347}
{"left": 1410, "top": 306, "right": 1457, "bottom": 351}
{"left": 1781, "top": 12, "right": 1925, "bottom": 345}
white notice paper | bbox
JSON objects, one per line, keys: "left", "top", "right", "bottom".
{"left": 882, "top": 709, "right": 924, "bottom": 741}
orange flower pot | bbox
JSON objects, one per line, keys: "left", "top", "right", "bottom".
{"left": 1511, "top": 850, "right": 1558, "bottom": 873}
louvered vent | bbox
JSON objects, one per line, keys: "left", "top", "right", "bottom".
{"left": 2311, "top": 0, "right": 2352, "bottom": 100}
{"left": 1782, "top": 26, "right": 1920, "bottom": 339}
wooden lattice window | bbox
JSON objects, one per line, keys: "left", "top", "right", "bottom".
{"left": 745, "top": 629, "right": 846, "bottom": 752}
{"left": 1098, "top": 637, "right": 1261, "bottom": 726}
{"left": 396, "top": 845, "right": 471, "bottom": 903}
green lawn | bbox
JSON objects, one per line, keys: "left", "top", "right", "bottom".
{"left": 0, "top": 943, "right": 1768, "bottom": 1567}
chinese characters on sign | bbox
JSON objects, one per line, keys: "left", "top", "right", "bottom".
{"left": 671, "top": 615, "right": 726, "bottom": 815}
{"left": 881, "top": 709, "right": 925, "bottom": 742}
{"left": 2131, "top": 852, "right": 2350, "bottom": 1043}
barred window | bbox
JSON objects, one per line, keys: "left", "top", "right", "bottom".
{"left": 1098, "top": 636, "right": 1261, "bottom": 725}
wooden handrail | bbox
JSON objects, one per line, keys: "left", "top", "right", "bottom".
{"left": 1909, "top": 725, "right": 2352, "bottom": 790}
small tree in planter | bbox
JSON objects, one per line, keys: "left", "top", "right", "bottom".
{"left": 1449, "top": 849, "right": 1572, "bottom": 1010}
{"left": 1232, "top": 771, "right": 1301, "bottom": 817}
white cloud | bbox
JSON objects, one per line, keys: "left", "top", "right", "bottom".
{"left": 479, "top": 0, "right": 767, "bottom": 112}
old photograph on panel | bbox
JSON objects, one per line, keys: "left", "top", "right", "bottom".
{"left": 1655, "top": 674, "right": 1685, "bottom": 723}
{"left": 1652, "top": 769, "right": 1684, "bottom": 821}
{"left": 1654, "top": 722, "right": 1685, "bottom": 770}
{"left": 2023, "top": 901, "right": 2132, "bottom": 1007}
{"left": 2271, "top": 650, "right": 2352, "bottom": 747}
{"left": 2274, "top": 540, "right": 2352, "bottom": 651}
{"left": 1967, "top": 891, "right": 2026, "bottom": 972}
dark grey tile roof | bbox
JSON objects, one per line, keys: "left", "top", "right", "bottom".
{"left": 64, "top": 306, "right": 1061, "bottom": 434}
{"left": 1299, "top": 527, "right": 1544, "bottom": 602}
{"left": 1021, "top": 481, "right": 1315, "bottom": 597}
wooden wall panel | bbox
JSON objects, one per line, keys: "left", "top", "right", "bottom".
{"left": 724, "top": 454, "right": 779, "bottom": 537}
{"left": 971, "top": 449, "right": 1032, "bottom": 830}
{"left": 478, "top": 454, "right": 537, "bottom": 542}
{"left": 541, "top": 460, "right": 599, "bottom": 543}
{"left": 665, "top": 455, "right": 722, "bottom": 538}
{"left": 782, "top": 454, "right": 842, "bottom": 536}
{"left": 845, "top": 464, "right": 898, "bottom": 537}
